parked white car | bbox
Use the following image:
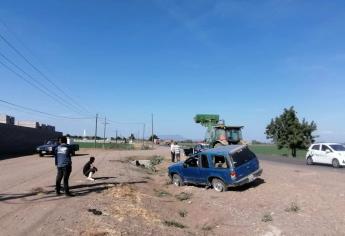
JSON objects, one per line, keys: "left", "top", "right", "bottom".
{"left": 306, "top": 143, "right": 345, "bottom": 168}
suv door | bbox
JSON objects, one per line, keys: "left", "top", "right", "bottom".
{"left": 181, "top": 155, "right": 200, "bottom": 183}
{"left": 197, "top": 154, "right": 210, "bottom": 184}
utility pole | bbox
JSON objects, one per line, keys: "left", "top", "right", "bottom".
{"left": 115, "top": 130, "right": 118, "bottom": 144}
{"left": 151, "top": 113, "right": 154, "bottom": 148}
{"left": 142, "top": 123, "right": 145, "bottom": 148}
{"left": 102, "top": 117, "right": 109, "bottom": 149}
{"left": 94, "top": 113, "right": 98, "bottom": 148}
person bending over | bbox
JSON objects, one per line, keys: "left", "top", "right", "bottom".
{"left": 83, "top": 157, "right": 98, "bottom": 181}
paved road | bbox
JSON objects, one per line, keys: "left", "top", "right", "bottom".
{"left": 258, "top": 154, "right": 345, "bottom": 173}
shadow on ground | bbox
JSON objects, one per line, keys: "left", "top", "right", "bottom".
{"left": 0, "top": 180, "right": 147, "bottom": 202}
{"left": 183, "top": 178, "right": 265, "bottom": 192}
{"left": 230, "top": 178, "right": 265, "bottom": 192}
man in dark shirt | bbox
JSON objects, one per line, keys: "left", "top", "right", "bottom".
{"left": 54, "top": 136, "right": 74, "bottom": 197}
{"left": 83, "top": 157, "right": 98, "bottom": 181}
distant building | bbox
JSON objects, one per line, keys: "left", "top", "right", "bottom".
{"left": 0, "top": 114, "right": 62, "bottom": 156}
{"left": 16, "top": 121, "right": 40, "bottom": 129}
{"left": 0, "top": 114, "right": 15, "bottom": 125}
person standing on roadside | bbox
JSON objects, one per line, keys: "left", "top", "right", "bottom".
{"left": 170, "top": 140, "right": 175, "bottom": 162}
{"left": 55, "top": 136, "right": 74, "bottom": 197}
{"left": 174, "top": 142, "right": 181, "bottom": 162}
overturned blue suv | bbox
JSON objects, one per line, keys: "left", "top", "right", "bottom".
{"left": 168, "top": 145, "right": 263, "bottom": 192}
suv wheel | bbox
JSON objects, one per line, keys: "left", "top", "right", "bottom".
{"left": 212, "top": 178, "right": 226, "bottom": 192}
{"left": 306, "top": 156, "right": 313, "bottom": 165}
{"left": 332, "top": 159, "right": 340, "bottom": 168}
{"left": 172, "top": 174, "right": 183, "bottom": 187}
{"left": 39, "top": 152, "right": 44, "bottom": 157}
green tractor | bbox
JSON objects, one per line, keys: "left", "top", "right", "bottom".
{"left": 194, "top": 114, "right": 244, "bottom": 147}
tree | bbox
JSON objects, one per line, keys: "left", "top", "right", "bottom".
{"left": 148, "top": 134, "right": 159, "bottom": 141}
{"left": 265, "top": 106, "right": 317, "bottom": 157}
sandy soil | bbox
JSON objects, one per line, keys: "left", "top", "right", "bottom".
{"left": 1, "top": 146, "right": 345, "bottom": 236}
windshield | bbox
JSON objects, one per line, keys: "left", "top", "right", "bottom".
{"left": 330, "top": 145, "right": 345, "bottom": 151}
{"left": 226, "top": 130, "right": 241, "bottom": 141}
{"left": 231, "top": 148, "right": 256, "bottom": 167}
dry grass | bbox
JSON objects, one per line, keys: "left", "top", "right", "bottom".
{"left": 285, "top": 202, "right": 300, "bottom": 213}
{"left": 107, "top": 184, "right": 160, "bottom": 224}
{"left": 175, "top": 192, "right": 193, "bottom": 201}
{"left": 262, "top": 213, "right": 273, "bottom": 222}
{"left": 163, "top": 220, "right": 186, "bottom": 229}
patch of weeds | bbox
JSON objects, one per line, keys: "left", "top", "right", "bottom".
{"left": 261, "top": 213, "right": 273, "bottom": 222}
{"left": 178, "top": 209, "right": 188, "bottom": 218}
{"left": 175, "top": 192, "right": 192, "bottom": 201}
{"left": 165, "top": 179, "right": 172, "bottom": 185}
{"left": 163, "top": 220, "right": 186, "bottom": 229}
{"left": 31, "top": 187, "right": 45, "bottom": 195}
{"left": 154, "top": 189, "right": 171, "bottom": 197}
{"left": 150, "top": 155, "right": 164, "bottom": 166}
{"left": 201, "top": 224, "right": 213, "bottom": 231}
{"left": 88, "top": 208, "right": 103, "bottom": 216}
{"left": 141, "top": 145, "right": 153, "bottom": 150}
{"left": 285, "top": 202, "right": 300, "bottom": 213}
{"left": 142, "top": 176, "right": 153, "bottom": 180}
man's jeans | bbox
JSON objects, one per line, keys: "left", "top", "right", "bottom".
{"left": 56, "top": 165, "right": 72, "bottom": 194}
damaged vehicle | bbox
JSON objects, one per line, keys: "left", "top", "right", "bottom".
{"left": 168, "top": 145, "right": 262, "bottom": 192}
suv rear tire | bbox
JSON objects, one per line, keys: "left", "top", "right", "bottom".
{"left": 212, "top": 178, "right": 226, "bottom": 192}
{"left": 39, "top": 152, "right": 44, "bottom": 157}
{"left": 172, "top": 174, "right": 184, "bottom": 187}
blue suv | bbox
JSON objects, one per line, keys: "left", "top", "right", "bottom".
{"left": 168, "top": 145, "right": 263, "bottom": 192}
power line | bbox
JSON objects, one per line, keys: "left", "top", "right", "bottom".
{"left": 0, "top": 98, "right": 94, "bottom": 120}
{"left": 0, "top": 31, "right": 91, "bottom": 115}
{"left": 0, "top": 59, "right": 82, "bottom": 113}
{"left": 0, "top": 51, "right": 88, "bottom": 115}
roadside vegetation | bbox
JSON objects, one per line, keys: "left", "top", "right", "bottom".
{"left": 265, "top": 106, "right": 317, "bottom": 157}
{"left": 77, "top": 142, "right": 134, "bottom": 150}
{"left": 249, "top": 144, "right": 307, "bottom": 159}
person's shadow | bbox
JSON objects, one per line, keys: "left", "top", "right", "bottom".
{"left": 93, "top": 177, "right": 117, "bottom": 180}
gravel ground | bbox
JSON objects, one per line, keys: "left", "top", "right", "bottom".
{"left": 1, "top": 146, "right": 345, "bottom": 236}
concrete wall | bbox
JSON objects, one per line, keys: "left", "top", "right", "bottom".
{"left": 0, "top": 123, "right": 62, "bottom": 157}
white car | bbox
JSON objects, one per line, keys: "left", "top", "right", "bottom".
{"left": 306, "top": 143, "right": 345, "bottom": 168}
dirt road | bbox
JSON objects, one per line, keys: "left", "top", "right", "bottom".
{"left": 1, "top": 146, "right": 345, "bottom": 236}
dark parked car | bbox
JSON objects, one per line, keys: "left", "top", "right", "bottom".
{"left": 36, "top": 140, "right": 79, "bottom": 157}
{"left": 168, "top": 145, "right": 262, "bottom": 192}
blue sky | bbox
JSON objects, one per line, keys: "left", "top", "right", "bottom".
{"left": 0, "top": 0, "right": 345, "bottom": 141}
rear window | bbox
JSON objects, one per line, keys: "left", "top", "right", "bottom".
{"left": 231, "top": 148, "right": 256, "bottom": 167}
{"left": 330, "top": 145, "right": 345, "bottom": 151}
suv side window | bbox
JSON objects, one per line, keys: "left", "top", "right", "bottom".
{"left": 185, "top": 156, "right": 199, "bottom": 168}
{"left": 201, "top": 154, "right": 209, "bottom": 168}
{"left": 321, "top": 145, "right": 332, "bottom": 152}
{"left": 212, "top": 155, "right": 229, "bottom": 169}
{"left": 312, "top": 145, "right": 320, "bottom": 150}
